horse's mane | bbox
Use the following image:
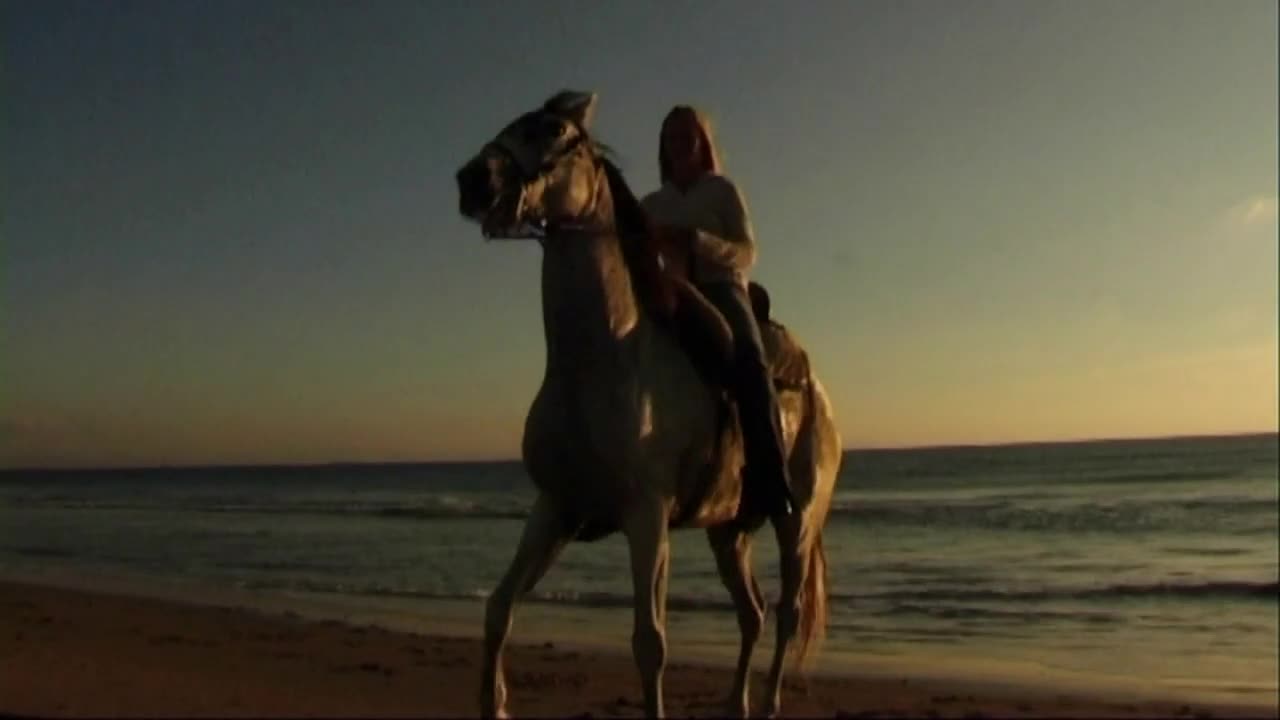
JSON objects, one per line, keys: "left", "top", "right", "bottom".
{"left": 595, "top": 149, "right": 668, "bottom": 319}
{"left": 597, "top": 149, "right": 650, "bottom": 238}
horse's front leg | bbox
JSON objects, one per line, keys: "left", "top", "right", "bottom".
{"left": 480, "top": 493, "right": 571, "bottom": 719}
{"left": 708, "top": 524, "right": 765, "bottom": 718}
{"left": 623, "top": 493, "right": 672, "bottom": 718}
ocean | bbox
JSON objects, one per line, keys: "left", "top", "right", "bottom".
{"left": 1, "top": 433, "right": 1276, "bottom": 707}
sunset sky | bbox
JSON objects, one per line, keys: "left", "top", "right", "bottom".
{"left": 4, "top": 0, "right": 1277, "bottom": 468}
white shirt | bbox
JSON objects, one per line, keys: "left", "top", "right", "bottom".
{"left": 640, "top": 173, "right": 757, "bottom": 287}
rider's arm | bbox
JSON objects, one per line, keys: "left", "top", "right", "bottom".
{"left": 690, "top": 175, "right": 756, "bottom": 272}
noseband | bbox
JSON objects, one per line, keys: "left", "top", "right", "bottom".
{"left": 481, "top": 121, "right": 607, "bottom": 244}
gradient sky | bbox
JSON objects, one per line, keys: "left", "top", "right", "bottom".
{"left": 4, "top": 0, "right": 1277, "bottom": 468}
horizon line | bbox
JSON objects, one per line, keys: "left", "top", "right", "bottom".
{"left": 2, "top": 429, "right": 1275, "bottom": 474}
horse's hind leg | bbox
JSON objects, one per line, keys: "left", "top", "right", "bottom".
{"left": 708, "top": 524, "right": 765, "bottom": 718}
{"left": 480, "top": 493, "right": 570, "bottom": 719}
{"left": 763, "top": 513, "right": 806, "bottom": 718}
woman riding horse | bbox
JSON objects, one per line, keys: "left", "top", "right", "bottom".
{"left": 641, "top": 105, "right": 797, "bottom": 521}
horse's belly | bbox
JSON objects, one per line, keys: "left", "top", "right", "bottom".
{"left": 677, "top": 455, "right": 743, "bottom": 528}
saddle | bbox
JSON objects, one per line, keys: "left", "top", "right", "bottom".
{"left": 661, "top": 278, "right": 811, "bottom": 394}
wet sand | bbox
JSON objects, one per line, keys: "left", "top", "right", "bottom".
{"left": 1, "top": 580, "right": 1273, "bottom": 718}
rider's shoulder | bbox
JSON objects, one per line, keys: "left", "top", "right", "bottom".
{"left": 699, "top": 173, "right": 748, "bottom": 204}
{"left": 700, "top": 172, "right": 739, "bottom": 192}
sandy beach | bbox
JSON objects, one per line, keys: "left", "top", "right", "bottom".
{"left": 1, "top": 580, "right": 1273, "bottom": 719}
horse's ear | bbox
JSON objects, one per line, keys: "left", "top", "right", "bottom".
{"left": 544, "top": 90, "right": 598, "bottom": 131}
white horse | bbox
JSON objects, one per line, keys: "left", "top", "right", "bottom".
{"left": 454, "top": 90, "right": 842, "bottom": 718}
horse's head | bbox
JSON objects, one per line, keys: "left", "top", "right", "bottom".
{"left": 455, "top": 90, "right": 603, "bottom": 239}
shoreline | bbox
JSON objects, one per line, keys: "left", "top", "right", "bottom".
{"left": 1, "top": 574, "right": 1274, "bottom": 718}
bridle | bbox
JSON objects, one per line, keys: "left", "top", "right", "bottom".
{"left": 480, "top": 119, "right": 609, "bottom": 245}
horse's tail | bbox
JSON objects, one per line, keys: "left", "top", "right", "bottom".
{"left": 792, "top": 529, "right": 828, "bottom": 670}
{"left": 790, "top": 353, "right": 829, "bottom": 671}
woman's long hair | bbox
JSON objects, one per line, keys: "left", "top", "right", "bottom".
{"left": 658, "top": 105, "right": 722, "bottom": 186}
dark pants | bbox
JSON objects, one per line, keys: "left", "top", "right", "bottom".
{"left": 699, "top": 281, "right": 795, "bottom": 516}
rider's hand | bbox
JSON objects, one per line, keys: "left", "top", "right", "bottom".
{"left": 654, "top": 226, "right": 692, "bottom": 276}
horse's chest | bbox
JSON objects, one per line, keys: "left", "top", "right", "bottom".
{"left": 522, "top": 380, "right": 642, "bottom": 504}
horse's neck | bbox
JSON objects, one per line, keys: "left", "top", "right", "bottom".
{"left": 539, "top": 182, "right": 643, "bottom": 378}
